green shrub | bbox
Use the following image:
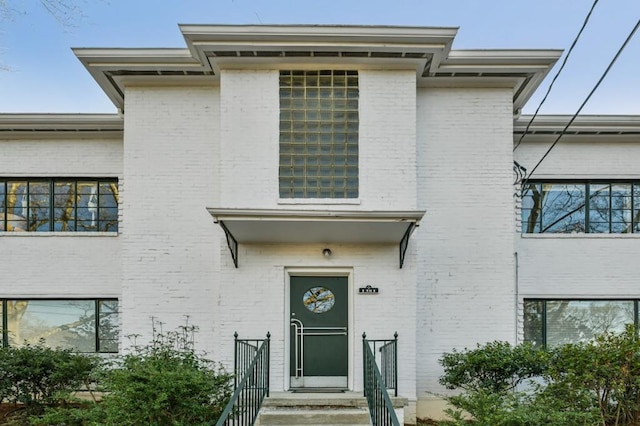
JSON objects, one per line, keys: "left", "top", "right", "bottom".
{"left": 439, "top": 341, "right": 548, "bottom": 393}
{"left": 543, "top": 325, "right": 640, "bottom": 426}
{"left": 92, "top": 321, "right": 233, "bottom": 425}
{"left": 438, "top": 340, "right": 599, "bottom": 425}
{"left": 0, "top": 342, "right": 97, "bottom": 410}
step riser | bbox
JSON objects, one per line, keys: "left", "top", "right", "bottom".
{"left": 259, "top": 410, "right": 370, "bottom": 425}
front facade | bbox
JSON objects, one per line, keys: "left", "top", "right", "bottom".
{"left": 1, "top": 24, "right": 639, "bottom": 422}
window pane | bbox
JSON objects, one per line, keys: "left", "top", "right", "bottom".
{"left": 54, "top": 181, "right": 76, "bottom": 231}
{"left": 611, "top": 184, "right": 632, "bottom": 233}
{"left": 6, "top": 182, "right": 27, "bottom": 232}
{"left": 0, "top": 181, "right": 5, "bottom": 231}
{"left": 540, "top": 183, "right": 586, "bottom": 233}
{"left": 523, "top": 300, "right": 544, "bottom": 347}
{"left": 7, "top": 300, "right": 96, "bottom": 352}
{"left": 546, "top": 300, "right": 634, "bottom": 347}
{"left": 279, "top": 70, "right": 358, "bottom": 198}
{"left": 98, "top": 300, "right": 119, "bottom": 353}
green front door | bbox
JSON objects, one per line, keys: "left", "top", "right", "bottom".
{"left": 290, "top": 276, "right": 348, "bottom": 388}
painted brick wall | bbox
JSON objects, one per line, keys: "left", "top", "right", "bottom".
{"left": 0, "top": 137, "right": 122, "bottom": 298}
{"left": 0, "top": 138, "right": 122, "bottom": 177}
{"left": 515, "top": 137, "right": 640, "bottom": 179}
{"left": 121, "top": 84, "right": 223, "bottom": 357}
{"left": 218, "top": 69, "right": 417, "bottom": 210}
{"left": 515, "top": 138, "right": 640, "bottom": 341}
{"left": 415, "top": 87, "right": 516, "bottom": 415}
{"left": 216, "top": 242, "right": 417, "bottom": 398}
{"left": 359, "top": 70, "right": 417, "bottom": 210}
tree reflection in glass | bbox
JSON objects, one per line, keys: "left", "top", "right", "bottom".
{"left": 302, "top": 287, "right": 335, "bottom": 314}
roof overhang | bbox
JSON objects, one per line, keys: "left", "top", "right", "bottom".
{"left": 72, "top": 24, "right": 560, "bottom": 113}
{"left": 0, "top": 114, "right": 123, "bottom": 139}
{"left": 207, "top": 208, "right": 425, "bottom": 268}
{"left": 515, "top": 114, "right": 640, "bottom": 135}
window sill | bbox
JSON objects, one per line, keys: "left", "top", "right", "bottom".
{"left": 0, "top": 232, "right": 118, "bottom": 237}
{"left": 278, "top": 198, "right": 361, "bottom": 206}
{"left": 520, "top": 233, "right": 640, "bottom": 239}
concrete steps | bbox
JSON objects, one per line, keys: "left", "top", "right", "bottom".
{"left": 257, "top": 392, "right": 370, "bottom": 426}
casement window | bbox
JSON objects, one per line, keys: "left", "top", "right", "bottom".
{"left": 524, "top": 299, "right": 637, "bottom": 348}
{"left": 521, "top": 182, "right": 640, "bottom": 234}
{"left": 279, "top": 70, "right": 359, "bottom": 199}
{"left": 0, "top": 299, "right": 119, "bottom": 353}
{"left": 0, "top": 178, "right": 118, "bottom": 232}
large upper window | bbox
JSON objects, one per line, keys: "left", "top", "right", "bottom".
{"left": 279, "top": 70, "right": 359, "bottom": 199}
{"left": 0, "top": 178, "right": 118, "bottom": 232}
{"left": 522, "top": 182, "right": 640, "bottom": 234}
{"left": 0, "top": 299, "right": 119, "bottom": 353}
{"left": 524, "top": 299, "right": 636, "bottom": 348}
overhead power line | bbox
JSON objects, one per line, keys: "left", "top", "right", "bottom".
{"left": 513, "top": 0, "right": 600, "bottom": 152}
{"left": 521, "top": 17, "right": 640, "bottom": 189}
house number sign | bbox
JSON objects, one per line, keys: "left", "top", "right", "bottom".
{"left": 358, "top": 285, "right": 379, "bottom": 294}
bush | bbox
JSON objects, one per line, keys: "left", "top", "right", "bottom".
{"left": 439, "top": 325, "right": 640, "bottom": 425}
{"left": 0, "top": 342, "right": 97, "bottom": 411}
{"left": 439, "top": 341, "right": 548, "bottom": 393}
{"left": 439, "top": 339, "right": 599, "bottom": 425}
{"left": 544, "top": 325, "right": 640, "bottom": 426}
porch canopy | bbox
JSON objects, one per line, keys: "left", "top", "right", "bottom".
{"left": 206, "top": 208, "right": 425, "bottom": 268}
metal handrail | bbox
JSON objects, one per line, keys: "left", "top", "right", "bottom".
{"left": 363, "top": 332, "right": 400, "bottom": 426}
{"left": 216, "top": 332, "right": 270, "bottom": 426}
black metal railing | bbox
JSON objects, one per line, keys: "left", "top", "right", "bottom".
{"left": 363, "top": 332, "right": 400, "bottom": 426}
{"left": 216, "top": 332, "right": 270, "bottom": 426}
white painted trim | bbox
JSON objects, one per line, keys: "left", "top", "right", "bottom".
{"left": 283, "top": 267, "right": 355, "bottom": 391}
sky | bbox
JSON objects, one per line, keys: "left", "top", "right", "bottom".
{"left": 0, "top": 0, "right": 638, "bottom": 115}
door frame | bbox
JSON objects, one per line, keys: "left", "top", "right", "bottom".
{"left": 284, "top": 267, "right": 354, "bottom": 391}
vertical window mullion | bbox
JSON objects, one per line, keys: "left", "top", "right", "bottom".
{"left": 542, "top": 300, "right": 547, "bottom": 349}
{"left": 609, "top": 183, "right": 613, "bottom": 233}
{"left": 635, "top": 300, "right": 639, "bottom": 331}
{"left": 95, "top": 300, "right": 101, "bottom": 353}
{"left": 632, "top": 183, "right": 636, "bottom": 233}
{"left": 585, "top": 182, "right": 590, "bottom": 233}
{"left": 74, "top": 181, "right": 78, "bottom": 231}
{"left": 25, "top": 180, "right": 30, "bottom": 231}
{"left": 3, "top": 181, "right": 6, "bottom": 232}
{"left": 2, "top": 299, "right": 7, "bottom": 348}
{"left": 49, "top": 179, "right": 54, "bottom": 231}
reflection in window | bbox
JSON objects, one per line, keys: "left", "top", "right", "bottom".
{"left": 0, "top": 178, "right": 118, "bottom": 232}
{"left": 279, "top": 70, "right": 359, "bottom": 199}
{"left": 522, "top": 182, "right": 640, "bottom": 234}
{"left": 524, "top": 299, "right": 636, "bottom": 348}
{"left": 302, "top": 287, "right": 336, "bottom": 314}
{"left": 2, "top": 299, "right": 119, "bottom": 353}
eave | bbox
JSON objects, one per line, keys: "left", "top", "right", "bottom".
{"left": 514, "top": 115, "right": 640, "bottom": 137}
{"left": 0, "top": 114, "right": 123, "bottom": 139}
{"left": 73, "top": 24, "right": 561, "bottom": 113}
{"left": 207, "top": 208, "right": 425, "bottom": 268}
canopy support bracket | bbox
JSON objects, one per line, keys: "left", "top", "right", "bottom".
{"left": 399, "top": 223, "right": 415, "bottom": 269}
{"left": 220, "top": 221, "right": 238, "bottom": 268}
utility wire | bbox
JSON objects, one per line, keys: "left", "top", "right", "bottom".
{"left": 521, "top": 17, "right": 640, "bottom": 189}
{"left": 513, "top": 0, "right": 600, "bottom": 152}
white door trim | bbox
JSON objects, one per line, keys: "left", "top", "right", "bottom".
{"left": 284, "top": 267, "right": 354, "bottom": 391}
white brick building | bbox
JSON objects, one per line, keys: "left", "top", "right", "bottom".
{"left": 1, "top": 24, "right": 639, "bottom": 423}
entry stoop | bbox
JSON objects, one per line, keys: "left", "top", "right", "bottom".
{"left": 256, "top": 392, "right": 370, "bottom": 426}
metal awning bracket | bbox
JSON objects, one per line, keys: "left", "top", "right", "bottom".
{"left": 219, "top": 221, "right": 238, "bottom": 268}
{"left": 399, "top": 222, "right": 416, "bottom": 269}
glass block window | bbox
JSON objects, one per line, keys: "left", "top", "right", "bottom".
{"left": 0, "top": 178, "right": 118, "bottom": 232}
{"left": 1, "top": 299, "right": 119, "bottom": 353}
{"left": 524, "top": 299, "right": 636, "bottom": 348}
{"left": 521, "top": 181, "right": 639, "bottom": 234}
{"left": 279, "top": 70, "right": 359, "bottom": 198}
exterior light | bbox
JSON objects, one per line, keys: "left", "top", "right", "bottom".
{"left": 322, "top": 248, "right": 332, "bottom": 257}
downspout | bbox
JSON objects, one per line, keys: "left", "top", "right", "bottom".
{"left": 514, "top": 251, "right": 519, "bottom": 345}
